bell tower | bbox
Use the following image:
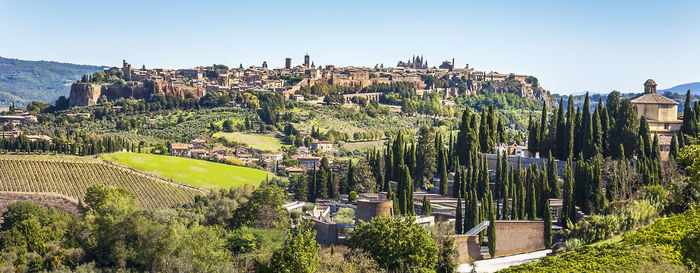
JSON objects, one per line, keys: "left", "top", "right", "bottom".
{"left": 644, "top": 79, "right": 657, "bottom": 94}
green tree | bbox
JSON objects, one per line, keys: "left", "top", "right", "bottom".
{"left": 269, "top": 220, "right": 320, "bottom": 273}
{"left": 547, "top": 152, "right": 560, "bottom": 198}
{"left": 416, "top": 126, "right": 437, "bottom": 187}
{"left": 488, "top": 206, "right": 496, "bottom": 258}
{"left": 681, "top": 89, "right": 698, "bottom": 137}
{"left": 422, "top": 195, "right": 432, "bottom": 216}
{"left": 543, "top": 198, "right": 552, "bottom": 248}
{"left": 610, "top": 99, "right": 639, "bottom": 159}
{"left": 349, "top": 217, "right": 439, "bottom": 271}
{"left": 561, "top": 159, "right": 574, "bottom": 228}
{"left": 455, "top": 192, "right": 463, "bottom": 234}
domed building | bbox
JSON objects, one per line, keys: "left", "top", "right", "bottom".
{"left": 631, "top": 79, "right": 681, "bottom": 135}
{"left": 631, "top": 79, "right": 681, "bottom": 158}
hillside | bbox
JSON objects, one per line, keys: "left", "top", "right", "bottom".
{"left": 499, "top": 207, "right": 699, "bottom": 272}
{"left": 659, "top": 82, "right": 700, "bottom": 95}
{"left": 98, "top": 152, "right": 273, "bottom": 189}
{"left": 0, "top": 56, "right": 104, "bottom": 106}
{"left": 0, "top": 155, "right": 206, "bottom": 209}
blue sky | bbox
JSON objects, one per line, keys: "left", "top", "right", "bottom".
{"left": 1, "top": 0, "right": 699, "bottom": 94}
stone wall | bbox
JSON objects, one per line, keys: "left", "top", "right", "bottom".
{"left": 451, "top": 235, "right": 482, "bottom": 262}
{"left": 310, "top": 217, "right": 338, "bottom": 246}
{"left": 494, "top": 220, "right": 545, "bottom": 257}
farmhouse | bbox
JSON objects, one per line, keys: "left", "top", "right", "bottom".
{"left": 169, "top": 143, "right": 191, "bottom": 157}
{"left": 311, "top": 140, "right": 336, "bottom": 153}
{"left": 298, "top": 156, "right": 323, "bottom": 169}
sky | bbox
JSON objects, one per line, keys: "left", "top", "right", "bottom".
{"left": 1, "top": 0, "right": 699, "bottom": 94}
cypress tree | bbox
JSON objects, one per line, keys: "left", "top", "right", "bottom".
{"left": 591, "top": 107, "right": 602, "bottom": 157}
{"left": 384, "top": 144, "right": 393, "bottom": 183}
{"left": 566, "top": 96, "right": 575, "bottom": 159}
{"left": 517, "top": 158, "right": 525, "bottom": 219}
{"left": 480, "top": 109, "right": 492, "bottom": 153}
{"left": 347, "top": 160, "right": 354, "bottom": 193}
{"left": 422, "top": 195, "right": 432, "bottom": 216}
{"left": 543, "top": 198, "right": 552, "bottom": 248}
{"left": 539, "top": 163, "right": 549, "bottom": 219}
{"left": 488, "top": 206, "right": 497, "bottom": 258}
{"left": 527, "top": 172, "right": 537, "bottom": 220}
{"left": 309, "top": 162, "right": 317, "bottom": 202}
{"left": 600, "top": 100, "right": 610, "bottom": 156}
{"left": 582, "top": 92, "right": 593, "bottom": 158}
{"left": 478, "top": 156, "right": 490, "bottom": 199}
{"left": 547, "top": 152, "right": 560, "bottom": 198}
{"left": 403, "top": 165, "right": 415, "bottom": 215}
{"left": 439, "top": 149, "right": 448, "bottom": 196}
{"left": 455, "top": 192, "right": 463, "bottom": 234}
{"left": 561, "top": 158, "right": 574, "bottom": 228}
{"left": 495, "top": 153, "right": 502, "bottom": 200}
{"left": 555, "top": 98, "right": 567, "bottom": 159}
{"left": 670, "top": 133, "right": 678, "bottom": 159}
{"left": 453, "top": 158, "right": 461, "bottom": 198}
{"left": 539, "top": 103, "right": 548, "bottom": 155}
{"left": 681, "top": 90, "right": 697, "bottom": 136}
{"left": 456, "top": 109, "right": 471, "bottom": 163}
{"left": 527, "top": 114, "right": 539, "bottom": 156}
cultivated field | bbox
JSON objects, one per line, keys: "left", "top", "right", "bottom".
{"left": 212, "top": 132, "right": 286, "bottom": 151}
{"left": 99, "top": 152, "right": 271, "bottom": 189}
{"left": 0, "top": 155, "right": 206, "bottom": 209}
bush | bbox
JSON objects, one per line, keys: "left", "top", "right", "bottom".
{"left": 348, "top": 217, "right": 438, "bottom": 272}
{"left": 348, "top": 191, "right": 358, "bottom": 201}
{"left": 333, "top": 208, "right": 355, "bottom": 225}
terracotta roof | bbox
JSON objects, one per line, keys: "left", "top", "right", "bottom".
{"left": 631, "top": 93, "right": 678, "bottom": 105}
{"left": 170, "top": 143, "right": 190, "bottom": 150}
{"left": 644, "top": 79, "right": 657, "bottom": 86}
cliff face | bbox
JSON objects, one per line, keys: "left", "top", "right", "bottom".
{"left": 69, "top": 83, "right": 101, "bottom": 106}
{"left": 68, "top": 81, "right": 206, "bottom": 106}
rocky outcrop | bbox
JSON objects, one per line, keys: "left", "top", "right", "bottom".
{"left": 68, "top": 83, "right": 102, "bottom": 106}
{"left": 69, "top": 80, "right": 207, "bottom": 106}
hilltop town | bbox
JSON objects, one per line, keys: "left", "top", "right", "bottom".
{"left": 68, "top": 54, "right": 550, "bottom": 107}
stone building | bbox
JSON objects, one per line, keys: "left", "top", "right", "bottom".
{"left": 631, "top": 79, "right": 681, "bottom": 157}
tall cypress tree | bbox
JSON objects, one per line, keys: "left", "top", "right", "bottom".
{"left": 488, "top": 205, "right": 497, "bottom": 258}
{"left": 566, "top": 96, "right": 575, "bottom": 159}
{"left": 681, "top": 90, "right": 697, "bottom": 136}
{"left": 547, "top": 152, "right": 560, "bottom": 198}
{"left": 561, "top": 158, "right": 574, "bottom": 228}
{"left": 591, "top": 107, "right": 602, "bottom": 157}
{"left": 347, "top": 160, "right": 355, "bottom": 193}
{"left": 539, "top": 163, "right": 549, "bottom": 219}
{"left": 527, "top": 170, "right": 537, "bottom": 220}
{"left": 582, "top": 92, "right": 593, "bottom": 158}
{"left": 453, "top": 158, "right": 461, "bottom": 198}
{"left": 516, "top": 158, "right": 525, "bottom": 219}
{"left": 455, "top": 192, "right": 463, "bottom": 234}
{"left": 480, "top": 109, "right": 492, "bottom": 153}
{"left": 403, "top": 165, "right": 415, "bottom": 215}
{"left": 439, "top": 148, "right": 448, "bottom": 196}
{"left": 555, "top": 98, "right": 567, "bottom": 159}
{"left": 543, "top": 198, "right": 552, "bottom": 248}
{"left": 539, "top": 103, "right": 548, "bottom": 155}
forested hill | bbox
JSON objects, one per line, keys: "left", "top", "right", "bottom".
{"left": 0, "top": 56, "right": 105, "bottom": 107}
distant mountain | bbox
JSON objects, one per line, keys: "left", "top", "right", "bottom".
{"left": 659, "top": 82, "right": 700, "bottom": 95}
{"left": 0, "top": 56, "right": 105, "bottom": 106}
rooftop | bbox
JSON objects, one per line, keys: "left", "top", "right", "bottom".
{"left": 630, "top": 92, "right": 678, "bottom": 105}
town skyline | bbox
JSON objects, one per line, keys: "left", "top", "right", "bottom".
{"left": 1, "top": 0, "right": 699, "bottom": 94}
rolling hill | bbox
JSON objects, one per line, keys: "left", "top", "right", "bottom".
{"left": 659, "top": 82, "right": 700, "bottom": 95}
{"left": 0, "top": 56, "right": 105, "bottom": 106}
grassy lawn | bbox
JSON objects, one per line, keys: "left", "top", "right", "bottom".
{"left": 212, "top": 132, "right": 286, "bottom": 151}
{"left": 99, "top": 152, "right": 272, "bottom": 189}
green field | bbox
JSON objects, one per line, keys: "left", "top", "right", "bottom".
{"left": 99, "top": 152, "right": 272, "bottom": 189}
{"left": 212, "top": 132, "right": 286, "bottom": 151}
